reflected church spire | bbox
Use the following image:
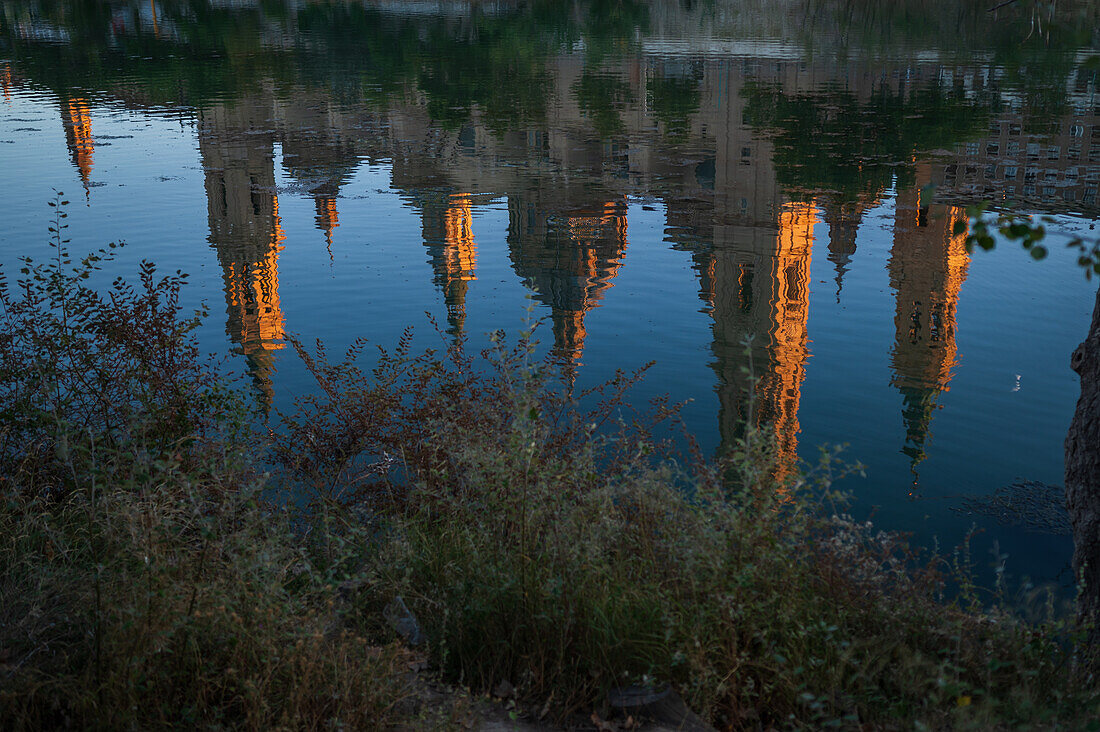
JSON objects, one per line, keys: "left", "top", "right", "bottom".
{"left": 199, "top": 101, "right": 287, "bottom": 410}
{"left": 821, "top": 194, "right": 879, "bottom": 303}
{"left": 60, "top": 97, "right": 94, "bottom": 198}
{"left": 708, "top": 200, "right": 815, "bottom": 486}
{"left": 420, "top": 192, "right": 478, "bottom": 334}
{"left": 508, "top": 194, "right": 627, "bottom": 385}
{"left": 888, "top": 176, "right": 970, "bottom": 491}
{"left": 315, "top": 194, "right": 339, "bottom": 259}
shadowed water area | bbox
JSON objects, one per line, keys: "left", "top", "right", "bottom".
{"left": 1, "top": 0, "right": 1098, "bottom": 588}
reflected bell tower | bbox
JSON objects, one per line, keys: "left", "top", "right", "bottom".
{"left": 888, "top": 178, "right": 970, "bottom": 492}
{"left": 710, "top": 200, "right": 816, "bottom": 484}
{"left": 199, "top": 102, "right": 286, "bottom": 409}
{"left": 60, "top": 97, "right": 95, "bottom": 199}
{"left": 420, "top": 192, "right": 478, "bottom": 335}
{"left": 507, "top": 194, "right": 628, "bottom": 386}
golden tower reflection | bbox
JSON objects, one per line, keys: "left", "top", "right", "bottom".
{"left": 421, "top": 192, "right": 478, "bottom": 334}
{"left": 224, "top": 199, "right": 287, "bottom": 401}
{"left": 61, "top": 97, "right": 94, "bottom": 196}
{"left": 710, "top": 200, "right": 815, "bottom": 485}
{"left": 888, "top": 179, "right": 970, "bottom": 490}
{"left": 763, "top": 201, "right": 815, "bottom": 482}
{"left": 199, "top": 103, "right": 286, "bottom": 408}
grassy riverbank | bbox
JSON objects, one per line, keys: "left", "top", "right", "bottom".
{"left": 2, "top": 221, "right": 1098, "bottom": 728}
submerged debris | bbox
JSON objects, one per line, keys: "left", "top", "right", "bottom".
{"left": 955, "top": 480, "right": 1070, "bottom": 536}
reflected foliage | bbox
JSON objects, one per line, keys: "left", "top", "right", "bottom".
{"left": 742, "top": 83, "right": 996, "bottom": 200}
{"left": 648, "top": 64, "right": 702, "bottom": 142}
{"left": 573, "top": 69, "right": 634, "bottom": 139}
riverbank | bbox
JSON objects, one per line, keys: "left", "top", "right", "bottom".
{"left": 1, "top": 240, "right": 1097, "bottom": 729}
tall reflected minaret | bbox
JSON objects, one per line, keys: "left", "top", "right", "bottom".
{"left": 507, "top": 193, "right": 627, "bottom": 385}
{"left": 198, "top": 101, "right": 286, "bottom": 409}
{"left": 888, "top": 174, "right": 970, "bottom": 492}
{"left": 710, "top": 201, "right": 815, "bottom": 484}
{"left": 60, "top": 97, "right": 94, "bottom": 199}
{"left": 420, "top": 192, "right": 478, "bottom": 334}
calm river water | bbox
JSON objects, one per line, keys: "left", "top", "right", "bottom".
{"left": 2, "top": 0, "right": 1098, "bottom": 588}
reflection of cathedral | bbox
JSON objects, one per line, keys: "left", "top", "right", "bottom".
{"left": 35, "top": 32, "right": 1056, "bottom": 483}
{"left": 508, "top": 192, "right": 627, "bottom": 383}
{"left": 888, "top": 171, "right": 970, "bottom": 490}
{"left": 198, "top": 102, "right": 286, "bottom": 408}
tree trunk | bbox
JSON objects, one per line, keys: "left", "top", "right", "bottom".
{"left": 1066, "top": 284, "right": 1100, "bottom": 648}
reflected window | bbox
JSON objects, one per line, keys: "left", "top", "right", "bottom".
{"left": 1004, "top": 166, "right": 1018, "bottom": 180}
{"left": 737, "top": 264, "right": 753, "bottom": 314}
{"left": 218, "top": 175, "right": 227, "bottom": 216}
{"left": 694, "top": 157, "right": 715, "bottom": 190}
{"left": 458, "top": 126, "right": 476, "bottom": 149}
{"left": 249, "top": 176, "right": 262, "bottom": 217}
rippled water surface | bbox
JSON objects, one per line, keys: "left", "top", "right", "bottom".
{"left": 2, "top": 0, "right": 1099, "bottom": 586}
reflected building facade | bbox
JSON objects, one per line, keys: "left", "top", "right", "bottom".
{"left": 198, "top": 100, "right": 287, "bottom": 408}
{"left": 888, "top": 167, "right": 970, "bottom": 489}
{"left": 20, "top": 10, "right": 1097, "bottom": 484}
